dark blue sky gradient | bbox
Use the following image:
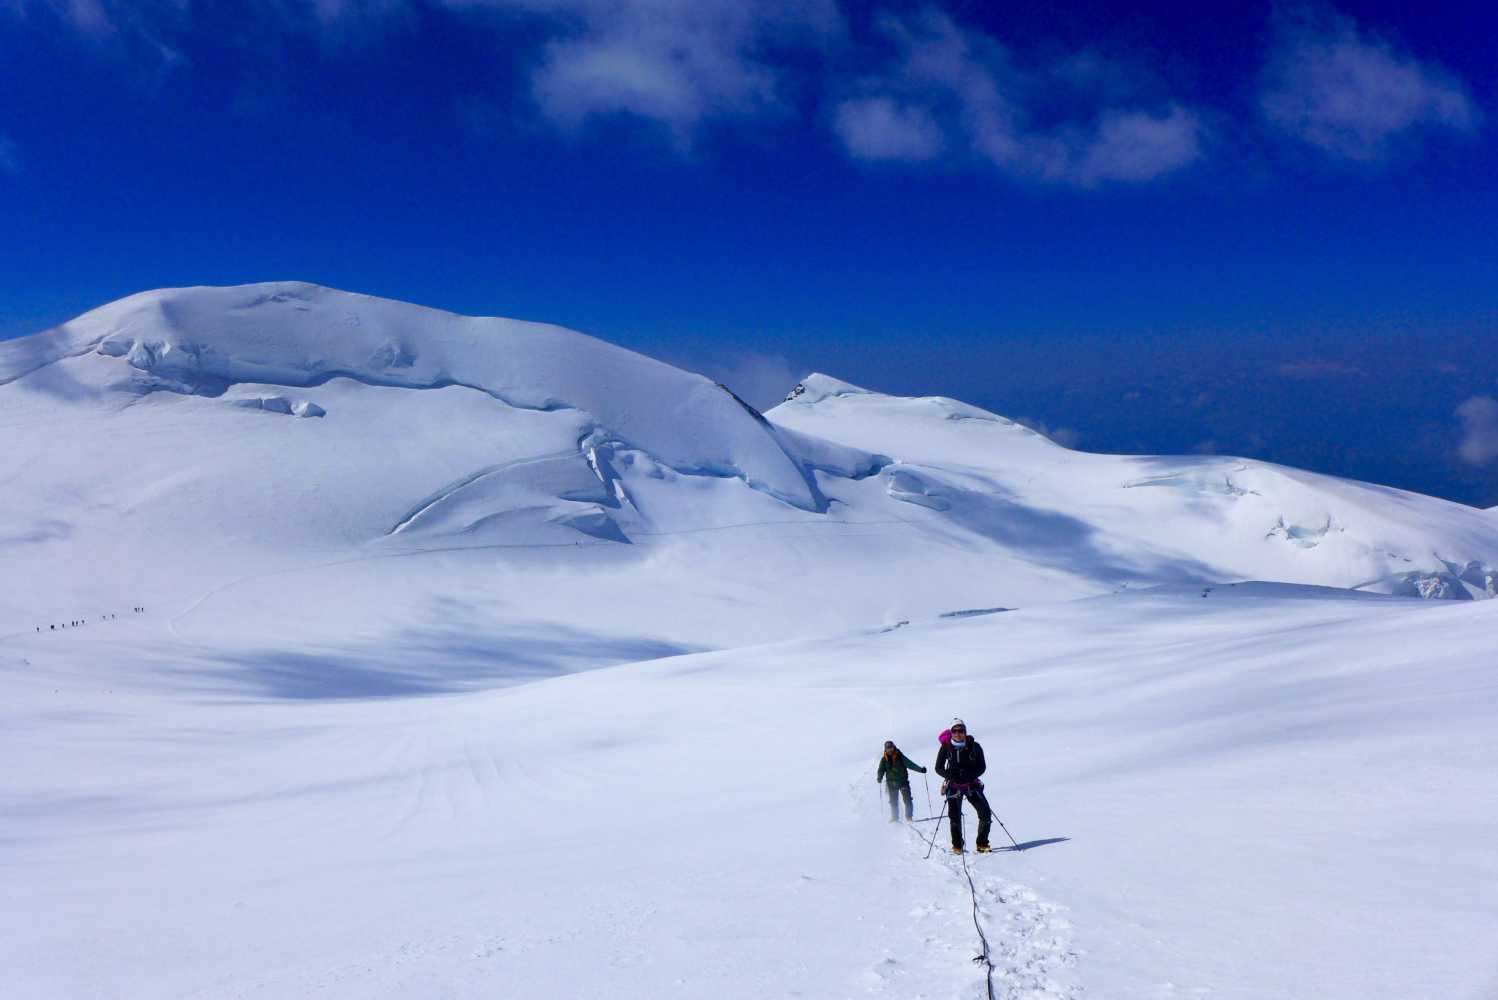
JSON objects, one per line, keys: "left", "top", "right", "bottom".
{"left": 2, "top": 2, "right": 1495, "bottom": 504}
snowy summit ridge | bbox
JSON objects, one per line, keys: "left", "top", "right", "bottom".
{"left": 783, "top": 372, "right": 873, "bottom": 404}
{"left": 3, "top": 280, "right": 1497, "bottom": 651}
{"left": 6, "top": 281, "right": 824, "bottom": 512}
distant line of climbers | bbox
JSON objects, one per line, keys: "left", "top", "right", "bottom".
{"left": 32, "top": 607, "right": 145, "bottom": 633}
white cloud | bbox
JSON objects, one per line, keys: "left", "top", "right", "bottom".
{"left": 530, "top": 28, "right": 768, "bottom": 142}
{"left": 1067, "top": 106, "right": 1203, "bottom": 184}
{"left": 1456, "top": 396, "right": 1498, "bottom": 466}
{"left": 832, "top": 96, "right": 944, "bottom": 162}
{"left": 833, "top": 8, "right": 1206, "bottom": 187}
{"left": 8, "top": 1, "right": 835, "bottom": 143}
{"left": 17, "top": 0, "right": 1477, "bottom": 180}
{"left": 1260, "top": 7, "right": 1478, "bottom": 162}
{"left": 450, "top": 0, "right": 842, "bottom": 145}
{"left": 0, "top": 135, "right": 18, "bottom": 173}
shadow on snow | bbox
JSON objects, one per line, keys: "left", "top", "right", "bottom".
{"left": 1001, "top": 837, "right": 1071, "bottom": 852}
{"left": 180, "top": 621, "right": 702, "bottom": 701}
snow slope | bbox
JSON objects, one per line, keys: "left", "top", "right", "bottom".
{"left": 4, "top": 585, "right": 1496, "bottom": 999}
{"left": 1, "top": 281, "right": 817, "bottom": 509}
{"left": 4, "top": 283, "right": 1496, "bottom": 672}
{"left": 772, "top": 373, "right": 1498, "bottom": 601}
{"left": 3, "top": 283, "right": 1497, "bottom": 998}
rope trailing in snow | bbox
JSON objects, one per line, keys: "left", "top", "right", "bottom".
{"left": 920, "top": 795, "right": 1002, "bottom": 1000}
{"left": 957, "top": 844, "right": 999, "bottom": 1000}
{"left": 903, "top": 769, "right": 1012, "bottom": 998}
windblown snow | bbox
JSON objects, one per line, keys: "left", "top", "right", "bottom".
{"left": 3, "top": 283, "right": 1495, "bottom": 999}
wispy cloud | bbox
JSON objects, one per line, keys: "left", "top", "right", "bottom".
{"left": 8, "top": 1, "right": 1479, "bottom": 180}
{"left": 1015, "top": 417, "right": 1082, "bottom": 449}
{"left": 4, "top": 0, "right": 185, "bottom": 75}
{"left": 0, "top": 135, "right": 18, "bottom": 173}
{"left": 448, "top": 0, "right": 841, "bottom": 146}
{"left": 1456, "top": 396, "right": 1498, "bottom": 466}
{"left": 1067, "top": 106, "right": 1204, "bottom": 185}
{"left": 687, "top": 350, "right": 807, "bottom": 412}
{"left": 831, "top": 8, "right": 1205, "bottom": 187}
{"left": 1260, "top": 6, "right": 1478, "bottom": 163}
{"left": 832, "top": 97, "right": 944, "bottom": 162}
{"left": 8, "top": 0, "right": 833, "bottom": 140}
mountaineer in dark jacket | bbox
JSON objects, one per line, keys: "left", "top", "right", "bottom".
{"left": 934, "top": 718, "right": 993, "bottom": 853}
{"left": 876, "top": 740, "right": 927, "bottom": 822}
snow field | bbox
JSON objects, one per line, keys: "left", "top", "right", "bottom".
{"left": 4, "top": 585, "right": 1496, "bottom": 998}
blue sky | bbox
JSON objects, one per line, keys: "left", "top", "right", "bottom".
{"left": 2, "top": 1, "right": 1496, "bottom": 504}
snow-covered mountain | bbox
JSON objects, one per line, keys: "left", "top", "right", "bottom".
{"left": 772, "top": 374, "right": 1498, "bottom": 601}
{"left": 5, "top": 283, "right": 1497, "bottom": 999}
{"left": 4, "top": 282, "right": 1495, "bottom": 649}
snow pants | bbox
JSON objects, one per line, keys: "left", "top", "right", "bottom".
{"left": 885, "top": 780, "right": 914, "bottom": 820}
{"left": 946, "top": 788, "right": 992, "bottom": 848}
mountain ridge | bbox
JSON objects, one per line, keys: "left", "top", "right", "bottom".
{"left": 3, "top": 282, "right": 1496, "bottom": 660}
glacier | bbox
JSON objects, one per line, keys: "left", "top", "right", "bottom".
{"left": 2, "top": 283, "right": 1495, "bottom": 999}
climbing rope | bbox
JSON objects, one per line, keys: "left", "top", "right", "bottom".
{"left": 919, "top": 793, "right": 1004, "bottom": 999}
{"left": 893, "top": 769, "right": 1018, "bottom": 998}
{"left": 957, "top": 843, "right": 1000, "bottom": 1000}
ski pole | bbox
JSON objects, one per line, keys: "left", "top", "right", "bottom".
{"left": 923, "top": 797, "right": 950, "bottom": 859}
{"left": 922, "top": 771, "right": 933, "bottom": 817}
{"left": 993, "top": 813, "right": 1021, "bottom": 850}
